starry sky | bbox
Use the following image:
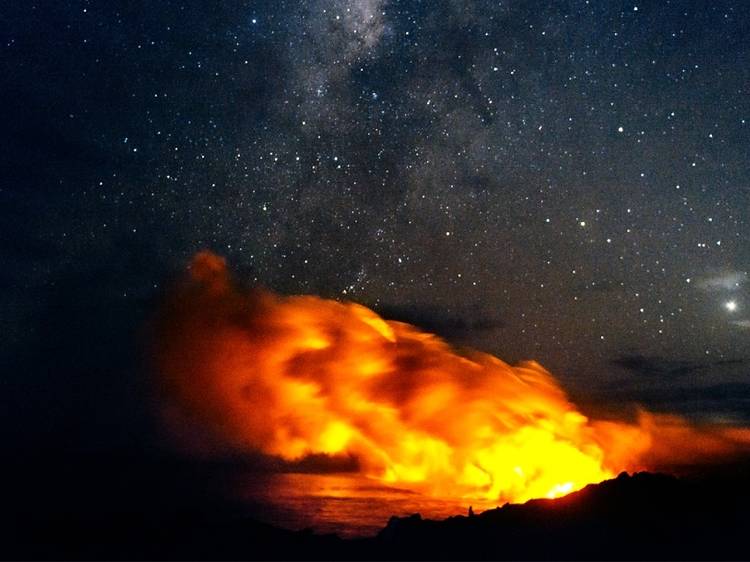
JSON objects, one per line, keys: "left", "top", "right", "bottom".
{"left": 2, "top": 0, "right": 750, "bottom": 459}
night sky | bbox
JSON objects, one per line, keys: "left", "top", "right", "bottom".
{"left": 3, "top": 0, "right": 750, "bottom": 460}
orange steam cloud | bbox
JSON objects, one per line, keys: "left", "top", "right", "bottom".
{"left": 152, "top": 251, "right": 750, "bottom": 504}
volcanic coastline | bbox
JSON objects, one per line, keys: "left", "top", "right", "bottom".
{"left": 6, "top": 467, "right": 750, "bottom": 560}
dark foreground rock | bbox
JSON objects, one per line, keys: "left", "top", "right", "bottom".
{"left": 4, "top": 459, "right": 750, "bottom": 560}
{"left": 371, "top": 471, "right": 749, "bottom": 560}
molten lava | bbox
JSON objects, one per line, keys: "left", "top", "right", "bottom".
{"left": 152, "top": 251, "right": 750, "bottom": 505}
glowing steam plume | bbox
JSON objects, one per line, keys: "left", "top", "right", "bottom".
{"left": 152, "top": 252, "right": 750, "bottom": 504}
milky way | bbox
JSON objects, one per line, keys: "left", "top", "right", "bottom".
{"left": 2, "top": 0, "right": 749, "bottom": 444}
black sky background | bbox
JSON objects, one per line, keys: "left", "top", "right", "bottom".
{"left": 2, "top": 0, "right": 750, "bottom": 470}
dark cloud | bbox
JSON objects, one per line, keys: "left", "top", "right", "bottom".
{"left": 585, "top": 381, "right": 750, "bottom": 424}
{"left": 620, "top": 382, "right": 750, "bottom": 406}
{"left": 376, "top": 304, "right": 504, "bottom": 341}
{"left": 611, "top": 354, "right": 745, "bottom": 379}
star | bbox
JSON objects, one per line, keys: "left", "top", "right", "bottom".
{"left": 724, "top": 301, "right": 738, "bottom": 313}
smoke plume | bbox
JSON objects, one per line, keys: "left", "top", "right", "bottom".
{"left": 151, "top": 251, "right": 750, "bottom": 503}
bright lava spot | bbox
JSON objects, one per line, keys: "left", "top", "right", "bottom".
{"left": 546, "top": 481, "right": 574, "bottom": 498}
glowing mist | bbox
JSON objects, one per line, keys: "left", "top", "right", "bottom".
{"left": 152, "top": 252, "right": 750, "bottom": 504}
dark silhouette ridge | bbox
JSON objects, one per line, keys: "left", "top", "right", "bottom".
{"left": 373, "top": 470, "right": 750, "bottom": 560}
{"left": 4, "top": 460, "right": 750, "bottom": 560}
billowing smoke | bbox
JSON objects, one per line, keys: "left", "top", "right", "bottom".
{"left": 151, "top": 251, "right": 750, "bottom": 503}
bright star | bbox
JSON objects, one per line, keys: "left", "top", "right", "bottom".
{"left": 724, "top": 300, "right": 738, "bottom": 312}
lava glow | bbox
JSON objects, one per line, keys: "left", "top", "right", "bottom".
{"left": 153, "top": 252, "right": 750, "bottom": 505}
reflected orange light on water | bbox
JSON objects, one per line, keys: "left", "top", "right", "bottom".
{"left": 235, "top": 472, "right": 502, "bottom": 537}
